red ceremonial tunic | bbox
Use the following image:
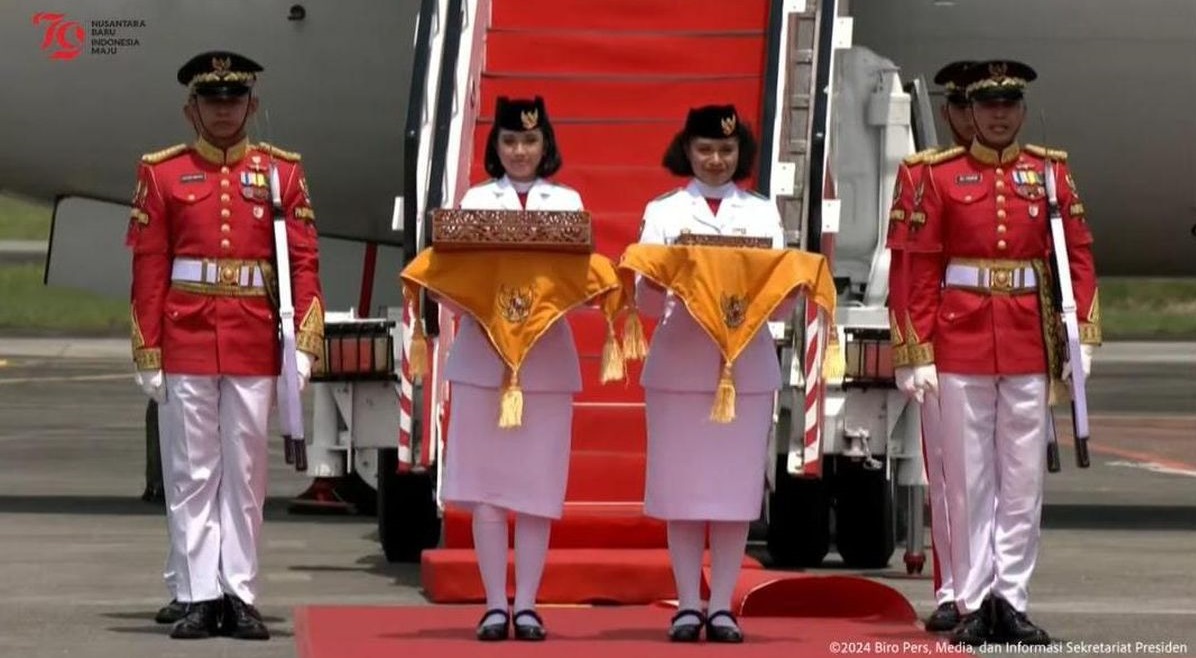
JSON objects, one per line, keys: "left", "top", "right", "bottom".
{"left": 904, "top": 142, "right": 1100, "bottom": 375}
{"left": 128, "top": 138, "right": 324, "bottom": 376}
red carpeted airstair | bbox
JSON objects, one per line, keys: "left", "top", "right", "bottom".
{"left": 420, "top": 0, "right": 775, "bottom": 605}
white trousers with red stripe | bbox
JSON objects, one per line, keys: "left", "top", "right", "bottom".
{"left": 920, "top": 400, "right": 955, "bottom": 606}
{"left": 158, "top": 374, "right": 274, "bottom": 604}
{"left": 937, "top": 373, "right": 1048, "bottom": 614}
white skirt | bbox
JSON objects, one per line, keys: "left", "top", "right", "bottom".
{"left": 440, "top": 383, "right": 574, "bottom": 519}
{"left": 643, "top": 389, "right": 773, "bottom": 521}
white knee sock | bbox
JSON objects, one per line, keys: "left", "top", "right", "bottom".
{"left": 472, "top": 504, "right": 509, "bottom": 625}
{"left": 667, "top": 520, "right": 706, "bottom": 627}
{"left": 512, "top": 513, "right": 551, "bottom": 626}
{"left": 707, "top": 520, "right": 749, "bottom": 627}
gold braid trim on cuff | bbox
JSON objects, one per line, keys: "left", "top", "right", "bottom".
{"left": 905, "top": 342, "right": 935, "bottom": 366}
{"left": 891, "top": 343, "right": 910, "bottom": 369}
{"left": 134, "top": 348, "right": 161, "bottom": 370}
{"left": 297, "top": 331, "right": 323, "bottom": 358}
{"left": 1079, "top": 322, "right": 1101, "bottom": 345}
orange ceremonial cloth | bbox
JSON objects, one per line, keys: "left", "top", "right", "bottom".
{"left": 618, "top": 244, "right": 836, "bottom": 421}
{"left": 400, "top": 248, "right": 629, "bottom": 427}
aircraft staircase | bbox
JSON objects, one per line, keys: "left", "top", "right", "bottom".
{"left": 420, "top": 0, "right": 777, "bottom": 603}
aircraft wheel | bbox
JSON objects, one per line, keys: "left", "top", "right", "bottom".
{"left": 833, "top": 460, "right": 895, "bottom": 569}
{"left": 377, "top": 448, "right": 441, "bottom": 563}
{"left": 766, "top": 455, "right": 831, "bottom": 567}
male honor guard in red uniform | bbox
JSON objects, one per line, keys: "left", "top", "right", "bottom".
{"left": 128, "top": 51, "right": 324, "bottom": 640}
{"left": 903, "top": 60, "right": 1099, "bottom": 645}
{"left": 887, "top": 60, "right": 975, "bottom": 634}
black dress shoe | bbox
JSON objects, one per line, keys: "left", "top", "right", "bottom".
{"left": 991, "top": 597, "right": 1050, "bottom": 645}
{"left": 513, "top": 609, "right": 547, "bottom": 641}
{"left": 155, "top": 599, "right": 187, "bottom": 624}
{"left": 169, "top": 600, "right": 221, "bottom": 639}
{"left": 476, "top": 608, "right": 509, "bottom": 641}
{"left": 950, "top": 609, "right": 991, "bottom": 646}
{"left": 925, "top": 602, "right": 961, "bottom": 632}
{"left": 220, "top": 595, "right": 270, "bottom": 640}
{"left": 705, "top": 610, "right": 745, "bottom": 643}
{"left": 667, "top": 609, "right": 704, "bottom": 642}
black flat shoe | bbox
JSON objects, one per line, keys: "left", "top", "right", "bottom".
{"left": 513, "top": 609, "right": 547, "bottom": 641}
{"left": 476, "top": 608, "right": 509, "bottom": 641}
{"left": 705, "top": 610, "right": 745, "bottom": 643}
{"left": 667, "top": 608, "right": 704, "bottom": 642}
{"left": 155, "top": 599, "right": 187, "bottom": 624}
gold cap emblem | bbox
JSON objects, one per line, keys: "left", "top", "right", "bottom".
{"left": 721, "top": 114, "right": 737, "bottom": 136}
{"left": 212, "top": 57, "right": 232, "bottom": 74}
{"left": 520, "top": 109, "right": 539, "bottom": 130}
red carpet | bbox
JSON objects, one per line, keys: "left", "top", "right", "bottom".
{"left": 295, "top": 605, "right": 954, "bottom": 658}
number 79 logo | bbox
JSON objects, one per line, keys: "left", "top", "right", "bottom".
{"left": 33, "top": 12, "right": 84, "bottom": 61}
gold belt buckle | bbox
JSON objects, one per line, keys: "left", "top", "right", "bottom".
{"left": 220, "top": 264, "right": 238, "bottom": 285}
{"left": 989, "top": 265, "right": 1014, "bottom": 292}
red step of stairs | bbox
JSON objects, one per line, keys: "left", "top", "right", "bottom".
{"left": 492, "top": 0, "right": 770, "bottom": 31}
{"left": 430, "top": 0, "right": 773, "bottom": 590}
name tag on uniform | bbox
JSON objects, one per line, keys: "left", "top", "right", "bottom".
{"left": 180, "top": 172, "right": 206, "bottom": 184}
{"left": 955, "top": 173, "right": 981, "bottom": 185}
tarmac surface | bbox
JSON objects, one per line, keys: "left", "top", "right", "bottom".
{"left": 0, "top": 339, "right": 1193, "bottom": 657}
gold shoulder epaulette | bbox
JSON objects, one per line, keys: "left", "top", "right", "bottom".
{"left": 902, "top": 147, "right": 939, "bottom": 166}
{"left": 140, "top": 144, "right": 188, "bottom": 164}
{"left": 925, "top": 146, "right": 965, "bottom": 166}
{"left": 255, "top": 142, "right": 302, "bottom": 162}
{"left": 1025, "top": 144, "right": 1068, "bottom": 161}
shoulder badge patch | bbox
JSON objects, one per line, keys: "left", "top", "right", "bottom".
{"left": 925, "top": 146, "right": 965, "bottom": 166}
{"left": 255, "top": 142, "right": 302, "bottom": 162}
{"left": 140, "top": 143, "right": 188, "bottom": 164}
{"left": 1025, "top": 144, "right": 1068, "bottom": 161}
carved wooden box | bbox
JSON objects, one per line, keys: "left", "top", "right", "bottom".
{"left": 431, "top": 209, "right": 594, "bottom": 253}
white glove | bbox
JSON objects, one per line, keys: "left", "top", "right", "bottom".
{"left": 911, "top": 364, "right": 939, "bottom": 404}
{"left": 297, "top": 352, "right": 313, "bottom": 392}
{"left": 1062, "top": 344, "right": 1094, "bottom": 381}
{"left": 135, "top": 369, "right": 166, "bottom": 404}
{"left": 894, "top": 367, "right": 917, "bottom": 398}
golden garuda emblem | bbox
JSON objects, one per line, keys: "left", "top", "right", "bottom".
{"left": 721, "top": 293, "right": 746, "bottom": 328}
{"left": 721, "top": 114, "right": 737, "bottom": 136}
{"left": 520, "top": 109, "right": 539, "bottom": 130}
{"left": 497, "top": 284, "right": 534, "bottom": 323}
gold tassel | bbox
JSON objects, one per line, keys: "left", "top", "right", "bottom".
{"left": 408, "top": 292, "right": 429, "bottom": 382}
{"left": 621, "top": 311, "right": 648, "bottom": 361}
{"left": 710, "top": 361, "right": 736, "bottom": 423}
{"left": 822, "top": 332, "right": 846, "bottom": 382}
{"left": 600, "top": 318, "right": 626, "bottom": 383}
{"left": 498, "top": 369, "right": 524, "bottom": 428}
